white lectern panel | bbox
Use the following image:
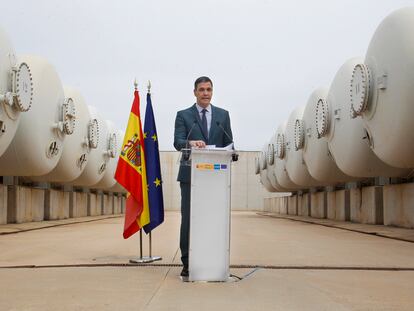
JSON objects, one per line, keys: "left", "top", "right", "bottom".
{"left": 189, "top": 149, "right": 232, "bottom": 282}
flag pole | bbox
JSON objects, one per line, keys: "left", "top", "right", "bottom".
{"left": 148, "top": 231, "right": 162, "bottom": 262}
{"left": 146, "top": 79, "right": 162, "bottom": 263}
{"left": 147, "top": 80, "right": 151, "bottom": 94}
{"left": 129, "top": 230, "right": 162, "bottom": 263}
{"left": 129, "top": 79, "right": 161, "bottom": 264}
{"left": 130, "top": 229, "right": 154, "bottom": 263}
{"left": 140, "top": 230, "right": 143, "bottom": 259}
{"left": 129, "top": 79, "right": 151, "bottom": 264}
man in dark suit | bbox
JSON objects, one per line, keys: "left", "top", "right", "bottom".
{"left": 174, "top": 76, "right": 233, "bottom": 277}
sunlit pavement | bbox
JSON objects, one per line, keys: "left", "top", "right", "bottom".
{"left": 1, "top": 211, "right": 414, "bottom": 310}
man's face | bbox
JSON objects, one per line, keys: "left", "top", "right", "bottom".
{"left": 194, "top": 81, "right": 213, "bottom": 108}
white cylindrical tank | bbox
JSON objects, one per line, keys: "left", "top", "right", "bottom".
{"left": 72, "top": 106, "right": 108, "bottom": 187}
{"left": 285, "top": 106, "right": 321, "bottom": 187}
{"left": 266, "top": 134, "right": 288, "bottom": 192}
{"left": 298, "top": 87, "right": 352, "bottom": 184}
{"left": 94, "top": 122, "right": 120, "bottom": 190}
{"left": 258, "top": 148, "right": 277, "bottom": 192}
{"left": 351, "top": 7, "right": 414, "bottom": 168}
{"left": 0, "top": 55, "right": 67, "bottom": 176}
{"left": 319, "top": 57, "right": 409, "bottom": 178}
{"left": 274, "top": 121, "right": 301, "bottom": 190}
{"left": 31, "top": 86, "right": 89, "bottom": 182}
{"left": 0, "top": 28, "right": 30, "bottom": 157}
{"left": 107, "top": 131, "right": 127, "bottom": 193}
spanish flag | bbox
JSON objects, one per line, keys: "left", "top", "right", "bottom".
{"left": 115, "top": 89, "right": 150, "bottom": 239}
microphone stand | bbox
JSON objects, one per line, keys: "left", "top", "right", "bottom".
{"left": 182, "top": 120, "right": 197, "bottom": 164}
{"left": 216, "top": 121, "right": 238, "bottom": 162}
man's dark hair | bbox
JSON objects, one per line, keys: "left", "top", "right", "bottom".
{"left": 194, "top": 76, "right": 213, "bottom": 90}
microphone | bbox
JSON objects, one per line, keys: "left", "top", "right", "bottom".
{"left": 216, "top": 121, "right": 238, "bottom": 161}
{"left": 216, "top": 121, "right": 233, "bottom": 145}
{"left": 183, "top": 120, "right": 197, "bottom": 161}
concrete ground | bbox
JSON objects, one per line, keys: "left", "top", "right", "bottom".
{"left": 1, "top": 211, "right": 414, "bottom": 310}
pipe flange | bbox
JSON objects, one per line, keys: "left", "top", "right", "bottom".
{"left": 46, "top": 140, "right": 59, "bottom": 158}
{"left": 62, "top": 98, "right": 76, "bottom": 135}
{"left": 294, "top": 119, "right": 305, "bottom": 150}
{"left": 275, "top": 133, "right": 285, "bottom": 159}
{"left": 88, "top": 118, "right": 99, "bottom": 149}
{"left": 260, "top": 151, "right": 267, "bottom": 170}
{"left": 77, "top": 153, "right": 87, "bottom": 170}
{"left": 254, "top": 157, "right": 260, "bottom": 174}
{"left": 267, "top": 143, "right": 275, "bottom": 165}
{"left": 350, "top": 63, "right": 371, "bottom": 116}
{"left": 98, "top": 162, "right": 106, "bottom": 175}
{"left": 349, "top": 106, "right": 358, "bottom": 119}
{"left": 108, "top": 132, "right": 117, "bottom": 158}
{"left": 315, "top": 98, "right": 329, "bottom": 138}
{"left": 15, "top": 62, "right": 33, "bottom": 112}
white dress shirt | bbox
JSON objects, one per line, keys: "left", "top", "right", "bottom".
{"left": 195, "top": 103, "right": 212, "bottom": 135}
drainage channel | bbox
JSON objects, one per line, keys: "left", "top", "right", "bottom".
{"left": 1, "top": 263, "right": 414, "bottom": 271}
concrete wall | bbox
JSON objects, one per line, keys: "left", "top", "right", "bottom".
{"left": 287, "top": 195, "right": 298, "bottom": 215}
{"left": 334, "top": 190, "right": 350, "bottom": 222}
{"left": 310, "top": 192, "right": 327, "bottom": 219}
{"left": 70, "top": 191, "right": 88, "bottom": 218}
{"left": 0, "top": 151, "right": 282, "bottom": 224}
{"left": 0, "top": 185, "right": 7, "bottom": 224}
{"left": 160, "top": 151, "right": 275, "bottom": 211}
{"left": 298, "top": 193, "right": 310, "bottom": 216}
{"left": 268, "top": 186, "right": 393, "bottom": 226}
{"left": 263, "top": 197, "right": 271, "bottom": 212}
{"left": 7, "top": 186, "right": 44, "bottom": 223}
{"left": 44, "top": 189, "right": 70, "bottom": 220}
{"left": 326, "top": 190, "right": 350, "bottom": 221}
{"left": 102, "top": 193, "right": 113, "bottom": 215}
{"left": 113, "top": 194, "right": 122, "bottom": 214}
{"left": 121, "top": 196, "right": 126, "bottom": 214}
{"left": 1, "top": 185, "right": 126, "bottom": 225}
{"left": 350, "top": 186, "right": 383, "bottom": 225}
{"left": 88, "top": 193, "right": 102, "bottom": 217}
{"left": 160, "top": 152, "right": 181, "bottom": 210}
{"left": 279, "top": 196, "right": 288, "bottom": 214}
{"left": 3, "top": 150, "right": 413, "bottom": 230}
{"left": 327, "top": 191, "right": 336, "bottom": 220}
{"left": 383, "top": 183, "right": 414, "bottom": 229}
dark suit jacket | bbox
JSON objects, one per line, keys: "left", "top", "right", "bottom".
{"left": 174, "top": 104, "right": 233, "bottom": 183}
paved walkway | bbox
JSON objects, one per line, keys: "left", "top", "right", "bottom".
{"left": 1, "top": 211, "right": 414, "bottom": 310}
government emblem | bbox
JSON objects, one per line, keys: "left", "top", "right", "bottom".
{"left": 121, "top": 133, "right": 141, "bottom": 167}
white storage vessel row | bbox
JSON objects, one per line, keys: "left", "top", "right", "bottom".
{"left": 257, "top": 7, "right": 414, "bottom": 193}
{"left": 0, "top": 27, "right": 126, "bottom": 193}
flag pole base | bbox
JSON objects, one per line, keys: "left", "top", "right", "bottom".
{"left": 129, "top": 256, "right": 162, "bottom": 264}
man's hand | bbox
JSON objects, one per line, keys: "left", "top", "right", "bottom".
{"left": 189, "top": 140, "right": 206, "bottom": 148}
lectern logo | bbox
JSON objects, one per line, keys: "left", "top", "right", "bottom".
{"left": 121, "top": 133, "right": 142, "bottom": 167}
{"left": 196, "top": 163, "right": 227, "bottom": 171}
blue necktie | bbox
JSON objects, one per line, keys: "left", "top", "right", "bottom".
{"left": 201, "top": 108, "right": 208, "bottom": 139}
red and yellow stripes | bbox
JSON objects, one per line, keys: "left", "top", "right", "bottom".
{"left": 115, "top": 90, "right": 149, "bottom": 239}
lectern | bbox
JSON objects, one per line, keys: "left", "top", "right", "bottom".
{"left": 188, "top": 147, "right": 234, "bottom": 282}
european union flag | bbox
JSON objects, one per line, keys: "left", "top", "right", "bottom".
{"left": 143, "top": 92, "right": 164, "bottom": 234}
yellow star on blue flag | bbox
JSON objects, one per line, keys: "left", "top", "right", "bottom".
{"left": 143, "top": 91, "right": 164, "bottom": 234}
{"left": 154, "top": 177, "right": 161, "bottom": 187}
